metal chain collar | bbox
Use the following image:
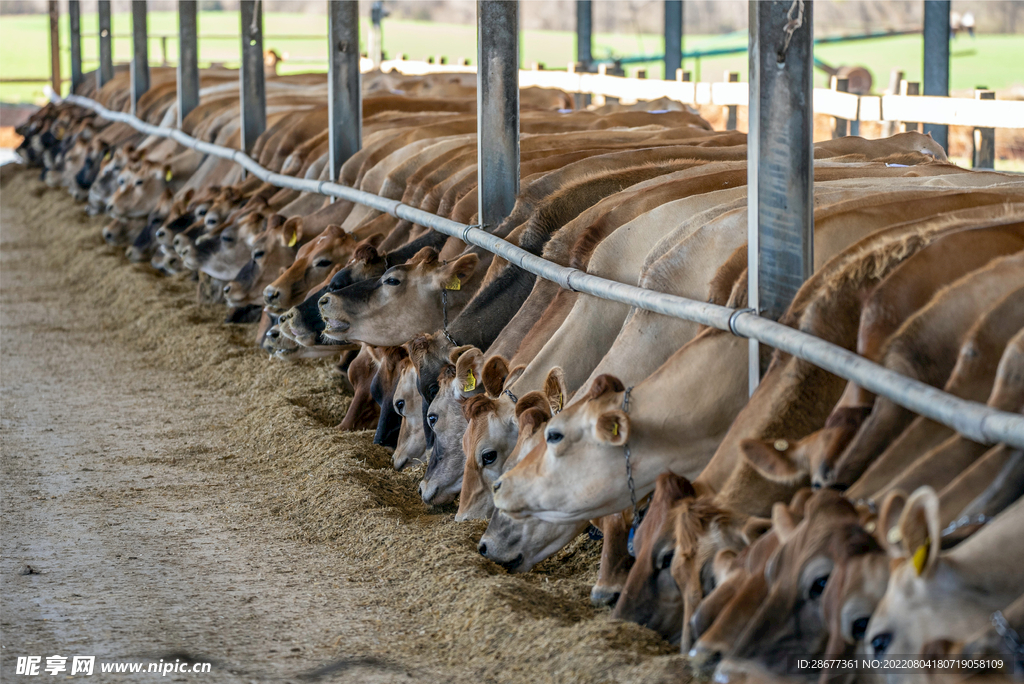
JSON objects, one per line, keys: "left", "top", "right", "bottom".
{"left": 441, "top": 287, "right": 459, "bottom": 347}
{"left": 991, "top": 610, "right": 1024, "bottom": 656}
{"left": 503, "top": 388, "right": 518, "bottom": 404}
{"left": 621, "top": 386, "right": 644, "bottom": 556}
{"left": 941, "top": 513, "right": 991, "bottom": 538}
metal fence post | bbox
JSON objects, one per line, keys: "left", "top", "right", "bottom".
{"left": 239, "top": 0, "right": 267, "bottom": 154}
{"left": 747, "top": 0, "right": 814, "bottom": 393}
{"left": 923, "top": 0, "right": 950, "bottom": 152}
{"left": 328, "top": 0, "right": 362, "bottom": 181}
{"left": 48, "top": 1, "right": 61, "bottom": 96}
{"left": 177, "top": 0, "right": 200, "bottom": 127}
{"left": 831, "top": 75, "right": 849, "bottom": 138}
{"left": 97, "top": 0, "right": 114, "bottom": 90}
{"left": 130, "top": 0, "right": 150, "bottom": 116}
{"left": 69, "top": 0, "right": 83, "bottom": 93}
{"left": 664, "top": 0, "right": 682, "bottom": 81}
{"left": 972, "top": 88, "right": 996, "bottom": 169}
{"left": 576, "top": 0, "right": 592, "bottom": 70}
{"left": 725, "top": 71, "right": 739, "bottom": 130}
{"left": 477, "top": 1, "right": 520, "bottom": 227}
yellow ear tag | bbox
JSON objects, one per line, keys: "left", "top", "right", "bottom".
{"left": 463, "top": 369, "right": 477, "bottom": 393}
{"left": 444, "top": 275, "right": 461, "bottom": 291}
{"left": 774, "top": 439, "right": 789, "bottom": 452}
{"left": 287, "top": 231, "right": 299, "bottom": 248}
{"left": 611, "top": 422, "right": 618, "bottom": 437}
{"left": 103, "top": 151, "right": 112, "bottom": 161}
{"left": 557, "top": 393, "right": 563, "bottom": 412}
{"left": 912, "top": 540, "right": 930, "bottom": 575}
{"left": 164, "top": 169, "right": 173, "bottom": 182}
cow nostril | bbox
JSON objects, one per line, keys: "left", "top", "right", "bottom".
{"left": 223, "top": 284, "right": 232, "bottom": 294}
{"left": 478, "top": 542, "right": 487, "bottom": 557}
{"left": 268, "top": 330, "right": 279, "bottom": 339}
{"left": 492, "top": 480, "right": 502, "bottom": 493}
{"left": 318, "top": 294, "right": 330, "bottom": 308}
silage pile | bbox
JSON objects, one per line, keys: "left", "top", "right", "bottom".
{"left": 1, "top": 168, "right": 689, "bottom": 684}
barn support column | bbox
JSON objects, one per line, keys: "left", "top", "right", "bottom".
{"left": 328, "top": 0, "right": 362, "bottom": 181}
{"left": 923, "top": 0, "right": 950, "bottom": 152}
{"left": 664, "top": 0, "right": 682, "bottom": 81}
{"left": 48, "top": 1, "right": 61, "bottom": 97}
{"left": 69, "top": 0, "right": 83, "bottom": 93}
{"left": 239, "top": 0, "right": 266, "bottom": 154}
{"left": 177, "top": 0, "right": 200, "bottom": 127}
{"left": 130, "top": 0, "right": 150, "bottom": 116}
{"left": 97, "top": 0, "right": 114, "bottom": 89}
{"left": 477, "top": 0, "right": 520, "bottom": 227}
{"left": 747, "top": 0, "right": 814, "bottom": 394}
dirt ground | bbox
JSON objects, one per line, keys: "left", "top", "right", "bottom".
{"left": 0, "top": 168, "right": 687, "bottom": 683}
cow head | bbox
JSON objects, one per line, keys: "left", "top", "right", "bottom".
{"left": 318, "top": 247, "right": 479, "bottom": 347}
{"left": 108, "top": 159, "right": 174, "bottom": 220}
{"left": 263, "top": 226, "right": 363, "bottom": 310}
{"left": 725, "top": 490, "right": 880, "bottom": 677}
{"left": 493, "top": 374, "right": 632, "bottom": 523}
{"left": 391, "top": 358, "right": 428, "bottom": 471}
{"left": 418, "top": 346, "right": 487, "bottom": 506}
{"left": 611, "top": 473, "right": 697, "bottom": 644}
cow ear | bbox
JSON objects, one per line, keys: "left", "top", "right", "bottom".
{"left": 437, "top": 253, "right": 479, "bottom": 291}
{"left": 514, "top": 391, "right": 550, "bottom": 419}
{"left": 482, "top": 355, "right": 509, "bottom": 397}
{"left": 454, "top": 348, "right": 484, "bottom": 395}
{"left": 182, "top": 188, "right": 195, "bottom": 203}
{"left": 898, "top": 487, "right": 940, "bottom": 576}
{"left": 772, "top": 502, "right": 798, "bottom": 544}
{"left": 543, "top": 367, "right": 568, "bottom": 415}
{"left": 281, "top": 217, "right": 303, "bottom": 248}
{"left": 741, "top": 516, "right": 773, "bottom": 543}
{"left": 518, "top": 407, "right": 549, "bottom": 436}
{"left": 740, "top": 438, "right": 805, "bottom": 485}
{"left": 595, "top": 410, "right": 629, "bottom": 446}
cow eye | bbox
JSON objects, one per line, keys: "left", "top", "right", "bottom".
{"left": 314, "top": 258, "right": 332, "bottom": 268}
{"left": 384, "top": 277, "right": 401, "bottom": 286}
{"left": 659, "top": 550, "right": 675, "bottom": 571}
{"left": 134, "top": 178, "right": 143, "bottom": 186}
{"left": 481, "top": 450, "right": 498, "bottom": 466}
{"left": 394, "top": 399, "right": 405, "bottom": 415}
{"left": 427, "top": 414, "right": 438, "bottom": 429}
{"left": 253, "top": 250, "right": 266, "bottom": 259}
{"left": 221, "top": 235, "right": 234, "bottom": 243}
{"left": 808, "top": 574, "right": 829, "bottom": 600}
{"left": 852, "top": 617, "right": 870, "bottom": 641}
{"left": 871, "top": 633, "right": 892, "bottom": 657}
{"left": 197, "top": 209, "right": 207, "bottom": 216}
{"left": 546, "top": 430, "right": 564, "bottom": 444}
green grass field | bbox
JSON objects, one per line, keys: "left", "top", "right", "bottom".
{"left": 2, "top": 11, "right": 1023, "bottom": 104}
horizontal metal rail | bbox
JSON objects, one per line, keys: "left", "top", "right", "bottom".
{"left": 63, "top": 93, "right": 1024, "bottom": 449}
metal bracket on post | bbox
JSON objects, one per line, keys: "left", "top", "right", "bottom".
{"left": 177, "top": 1, "right": 200, "bottom": 127}
{"left": 923, "top": 0, "right": 950, "bottom": 153}
{"left": 664, "top": 0, "right": 682, "bottom": 82}
{"left": 69, "top": 0, "right": 83, "bottom": 94}
{"left": 747, "top": 0, "right": 814, "bottom": 395}
{"left": 239, "top": 0, "right": 266, "bottom": 154}
{"left": 130, "top": 0, "right": 150, "bottom": 116}
{"left": 97, "top": 0, "right": 114, "bottom": 90}
{"left": 370, "top": 1, "right": 387, "bottom": 68}
{"left": 48, "top": 1, "right": 61, "bottom": 97}
{"left": 477, "top": 1, "right": 520, "bottom": 228}
{"left": 328, "top": 0, "right": 362, "bottom": 183}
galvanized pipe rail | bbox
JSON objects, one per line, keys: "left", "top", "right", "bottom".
{"left": 62, "top": 92, "right": 1024, "bottom": 450}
